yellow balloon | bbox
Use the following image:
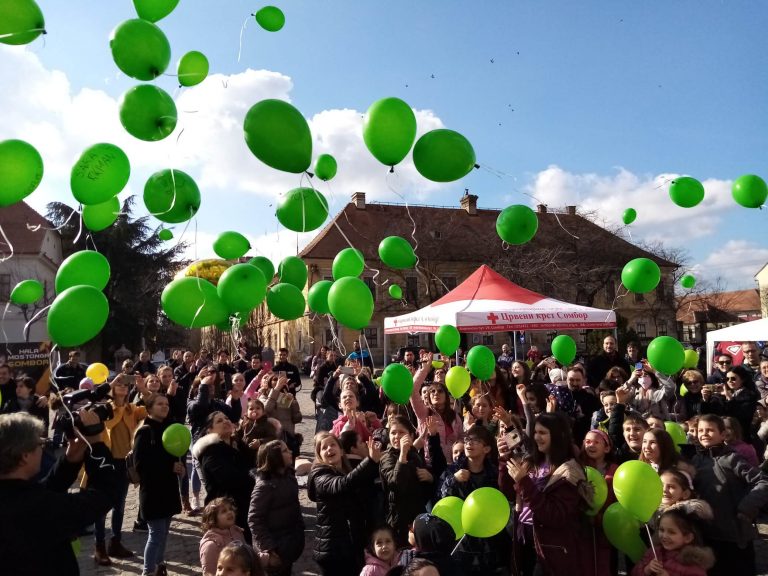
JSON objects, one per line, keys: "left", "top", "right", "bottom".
{"left": 86, "top": 362, "right": 109, "bottom": 384}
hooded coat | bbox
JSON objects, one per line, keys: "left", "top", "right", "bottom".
{"left": 134, "top": 417, "right": 181, "bottom": 520}
{"left": 360, "top": 549, "right": 402, "bottom": 576}
{"left": 631, "top": 545, "right": 715, "bottom": 576}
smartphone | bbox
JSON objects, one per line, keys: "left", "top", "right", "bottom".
{"left": 635, "top": 362, "right": 643, "bottom": 370}
{"left": 504, "top": 429, "right": 523, "bottom": 451}
{"left": 339, "top": 366, "right": 355, "bottom": 375}
{"left": 433, "top": 353, "right": 444, "bottom": 361}
{"left": 123, "top": 374, "right": 135, "bottom": 387}
{"left": 278, "top": 371, "right": 288, "bottom": 380}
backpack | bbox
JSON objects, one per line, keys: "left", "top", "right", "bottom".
{"left": 126, "top": 424, "right": 155, "bottom": 485}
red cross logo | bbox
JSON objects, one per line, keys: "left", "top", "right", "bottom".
{"left": 486, "top": 312, "right": 499, "bottom": 324}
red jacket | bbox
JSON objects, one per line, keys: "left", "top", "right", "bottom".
{"left": 631, "top": 545, "right": 715, "bottom": 576}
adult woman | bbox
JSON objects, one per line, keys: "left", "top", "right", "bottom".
{"left": 260, "top": 372, "right": 303, "bottom": 455}
{"left": 192, "top": 410, "right": 255, "bottom": 542}
{"left": 92, "top": 374, "right": 150, "bottom": 565}
{"left": 308, "top": 431, "right": 382, "bottom": 576}
{"left": 1, "top": 376, "right": 49, "bottom": 427}
{"left": 625, "top": 363, "right": 675, "bottom": 420}
{"left": 379, "top": 415, "right": 433, "bottom": 544}
{"left": 311, "top": 346, "right": 329, "bottom": 380}
{"left": 510, "top": 361, "right": 532, "bottom": 386}
{"left": 505, "top": 413, "right": 593, "bottom": 576}
{"left": 249, "top": 440, "right": 305, "bottom": 576}
{"left": 133, "top": 393, "right": 186, "bottom": 576}
{"left": 675, "top": 369, "right": 711, "bottom": 421}
{"left": 704, "top": 365, "right": 759, "bottom": 442}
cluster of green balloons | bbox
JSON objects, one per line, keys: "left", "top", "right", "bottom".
{"left": 254, "top": 6, "right": 285, "bottom": 32}
{"left": 621, "top": 258, "right": 661, "bottom": 294}
{"left": 48, "top": 251, "right": 111, "bottom": 346}
{"left": 213, "top": 231, "right": 250, "bottom": 260}
{"left": 276, "top": 187, "right": 329, "bottom": 232}
{"left": 466, "top": 345, "right": 495, "bottom": 380}
{"left": 0, "top": 0, "right": 45, "bottom": 46}
{"left": 379, "top": 236, "right": 417, "bottom": 269}
{"left": 496, "top": 205, "right": 538, "bottom": 245}
{"left": 10, "top": 279, "right": 44, "bottom": 305}
{"left": 244, "top": 99, "right": 312, "bottom": 174}
{"left": 380, "top": 362, "right": 413, "bottom": 404}
{"left": 0, "top": 139, "right": 44, "bottom": 207}
{"left": 647, "top": 335, "right": 685, "bottom": 375}
{"left": 144, "top": 169, "right": 201, "bottom": 223}
{"left": 550, "top": 334, "right": 576, "bottom": 365}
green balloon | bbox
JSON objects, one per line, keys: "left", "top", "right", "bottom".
{"left": 248, "top": 256, "right": 275, "bottom": 283}
{"left": 683, "top": 349, "right": 699, "bottom": 369}
{"left": 162, "top": 422, "right": 191, "bottom": 457}
{"left": 213, "top": 231, "right": 250, "bottom": 260}
{"left": 47, "top": 286, "right": 109, "bottom": 347}
{"left": 217, "top": 263, "right": 266, "bottom": 314}
{"left": 621, "top": 258, "right": 660, "bottom": 293}
{"left": 647, "top": 336, "right": 685, "bottom": 375}
{"left": 496, "top": 205, "right": 538, "bottom": 245}
{"left": 388, "top": 284, "right": 402, "bottom": 300}
{"left": 10, "top": 279, "right": 43, "bottom": 305}
{"left": 363, "top": 97, "right": 417, "bottom": 167}
{"left": 177, "top": 50, "right": 209, "bottom": 87}
{"left": 119, "top": 85, "right": 177, "bottom": 142}
{"left": 585, "top": 466, "right": 608, "bottom": 516}
{"left": 669, "top": 176, "right": 704, "bottom": 208}
{"left": 435, "top": 324, "right": 460, "bottom": 356}
{"left": 82, "top": 196, "right": 120, "bottom": 232}
{"left": 664, "top": 421, "right": 688, "bottom": 452}
{"left": 550, "top": 335, "right": 576, "bottom": 366}
{"left": 0, "top": 139, "right": 43, "bottom": 207}
{"left": 109, "top": 19, "right": 171, "bottom": 81}
{"left": 254, "top": 6, "right": 285, "bottom": 31}
{"left": 466, "top": 345, "right": 495, "bottom": 381}
{"left": 622, "top": 208, "right": 637, "bottom": 225}
{"left": 461, "top": 487, "right": 510, "bottom": 538}
{"left": 133, "top": 0, "right": 179, "bottom": 22}
{"left": 276, "top": 187, "right": 329, "bottom": 232}
{"left": 144, "top": 169, "right": 201, "bottom": 223}
{"left": 602, "top": 502, "right": 647, "bottom": 562}
{"left": 328, "top": 277, "right": 374, "bottom": 330}
{"left": 0, "top": 0, "right": 44, "bottom": 45}
{"left": 56, "top": 250, "right": 110, "bottom": 294}
{"left": 70, "top": 143, "right": 130, "bottom": 206}
{"left": 413, "top": 129, "right": 476, "bottom": 183}
{"left": 158, "top": 228, "right": 173, "bottom": 241}
{"left": 732, "top": 174, "right": 768, "bottom": 209}
{"left": 445, "top": 366, "right": 470, "bottom": 399}
{"left": 278, "top": 256, "right": 307, "bottom": 289}
{"left": 332, "top": 248, "right": 365, "bottom": 280}
{"left": 314, "top": 154, "right": 337, "bottom": 181}
{"left": 161, "top": 277, "right": 229, "bottom": 328}
{"left": 380, "top": 363, "right": 414, "bottom": 404}
{"left": 378, "top": 236, "right": 416, "bottom": 269}
{"left": 432, "top": 496, "right": 464, "bottom": 540}
{"left": 243, "top": 99, "right": 312, "bottom": 174}
{"left": 307, "top": 280, "right": 333, "bottom": 314}
{"left": 613, "top": 460, "right": 662, "bottom": 523}
{"left": 680, "top": 274, "right": 696, "bottom": 289}
{"left": 266, "top": 282, "right": 305, "bottom": 320}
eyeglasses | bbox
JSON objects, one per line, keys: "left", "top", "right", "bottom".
{"left": 685, "top": 380, "right": 702, "bottom": 385}
{"left": 717, "top": 360, "right": 732, "bottom": 365}
{"left": 463, "top": 437, "right": 484, "bottom": 445}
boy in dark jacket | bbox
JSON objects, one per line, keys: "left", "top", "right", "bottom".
{"left": 693, "top": 413, "right": 768, "bottom": 576}
{"left": 399, "top": 513, "right": 460, "bottom": 576}
{"left": 609, "top": 387, "right": 649, "bottom": 463}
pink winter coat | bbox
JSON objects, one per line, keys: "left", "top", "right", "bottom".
{"left": 200, "top": 526, "right": 245, "bottom": 575}
{"left": 359, "top": 549, "right": 402, "bottom": 576}
{"left": 631, "top": 545, "right": 715, "bottom": 576}
{"left": 332, "top": 413, "right": 381, "bottom": 442}
{"left": 410, "top": 366, "right": 463, "bottom": 466}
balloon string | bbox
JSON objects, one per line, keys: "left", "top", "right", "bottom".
{"left": 605, "top": 285, "right": 629, "bottom": 324}
{"left": 384, "top": 169, "right": 420, "bottom": 269}
{"left": 72, "top": 210, "right": 85, "bottom": 245}
{"left": 170, "top": 207, "right": 196, "bottom": 253}
{"left": 450, "top": 534, "right": 466, "bottom": 556}
{"left": 645, "top": 524, "right": 658, "bottom": 560}
{"left": 359, "top": 330, "right": 377, "bottom": 378}
{"left": 327, "top": 315, "right": 346, "bottom": 356}
{"left": 0, "top": 28, "right": 46, "bottom": 41}
{"left": 26, "top": 205, "right": 79, "bottom": 232}
{"left": 23, "top": 304, "right": 51, "bottom": 342}
{"left": 1, "top": 302, "right": 10, "bottom": 351}
{"left": 238, "top": 15, "right": 251, "bottom": 63}
{"left": 552, "top": 211, "right": 579, "bottom": 240}
{"left": 0, "top": 223, "right": 14, "bottom": 262}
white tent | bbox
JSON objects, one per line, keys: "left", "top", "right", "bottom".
{"left": 705, "top": 318, "right": 768, "bottom": 374}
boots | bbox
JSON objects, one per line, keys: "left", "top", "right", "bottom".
{"left": 181, "top": 496, "right": 192, "bottom": 515}
{"left": 107, "top": 536, "right": 134, "bottom": 558}
{"left": 153, "top": 562, "right": 168, "bottom": 576}
{"left": 93, "top": 542, "right": 112, "bottom": 566}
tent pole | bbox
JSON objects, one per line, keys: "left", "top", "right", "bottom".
{"left": 513, "top": 331, "right": 518, "bottom": 361}
{"left": 383, "top": 332, "right": 389, "bottom": 368}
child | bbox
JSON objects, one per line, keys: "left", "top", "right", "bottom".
{"left": 590, "top": 389, "right": 617, "bottom": 433}
{"left": 398, "top": 513, "right": 459, "bottom": 576}
{"left": 610, "top": 387, "right": 650, "bottom": 463}
{"left": 360, "top": 526, "right": 401, "bottom": 576}
{"left": 646, "top": 415, "right": 665, "bottom": 431}
{"left": 632, "top": 505, "right": 715, "bottom": 576}
{"left": 200, "top": 497, "right": 246, "bottom": 576}
{"left": 639, "top": 429, "right": 679, "bottom": 472}
{"left": 451, "top": 439, "right": 465, "bottom": 463}
{"left": 722, "top": 416, "right": 759, "bottom": 467}
{"left": 216, "top": 541, "right": 266, "bottom": 576}
{"left": 237, "top": 397, "right": 281, "bottom": 464}
{"left": 464, "top": 394, "right": 499, "bottom": 436}
{"left": 648, "top": 467, "right": 710, "bottom": 534}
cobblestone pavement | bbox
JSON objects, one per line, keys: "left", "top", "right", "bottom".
{"left": 76, "top": 376, "right": 768, "bottom": 575}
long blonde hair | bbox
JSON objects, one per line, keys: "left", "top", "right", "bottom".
{"left": 312, "top": 431, "right": 351, "bottom": 473}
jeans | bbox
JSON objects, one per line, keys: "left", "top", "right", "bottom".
{"left": 143, "top": 517, "right": 172, "bottom": 574}
{"left": 179, "top": 452, "right": 200, "bottom": 498}
{"left": 95, "top": 461, "right": 130, "bottom": 544}
{"left": 190, "top": 456, "right": 202, "bottom": 496}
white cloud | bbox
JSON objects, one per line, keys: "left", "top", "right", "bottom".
{"left": 691, "top": 240, "right": 768, "bottom": 289}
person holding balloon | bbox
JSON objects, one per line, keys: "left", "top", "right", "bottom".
{"left": 133, "top": 393, "right": 187, "bottom": 576}
{"left": 504, "top": 412, "right": 594, "bottom": 576}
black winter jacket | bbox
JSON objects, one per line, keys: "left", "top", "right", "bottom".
{"left": 248, "top": 470, "right": 305, "bottom": 564}
{"left": 379, "top": 446, "right": 432, "bottom": 543}
{"left": 134, "top": 417, "right": 181, "bottom": 520}
{"left": 187, "top": 382, "right": 241, "bottom": 441}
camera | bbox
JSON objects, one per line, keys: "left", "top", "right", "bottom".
{"left": 54, "top": 382, "right": 114, "bottom": 437}
{"left": 503, "top": 428, "right": 531, "bottom": 461}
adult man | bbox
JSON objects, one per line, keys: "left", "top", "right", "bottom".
{"left": 567, "top": 368, "right": 600, "bottom": 444}
{"left": 232, "top": 338, "right": 250, "bottom": 373}
{"left": 312, "top": 349, "right": 340, "bottom": 402}
{"left": 587, "top": 336, "right": 630, "bottom": 388}
{"left": 624, "top": 341, "right": 641, "bottom": 365}
{"left": 0, "top": 363, "right": 14, "bottom": 405}
{"left": 133, "top": 350, "right": 156, "bottom": 376}
{"left": 740, "top": 342, "right": 762, "bottom": 381}
{"left": 261, "top": 343, "right": 275, "bottom": 372}
{"left": 347, "top": 340, "right": 373, "bottom": 370}
{"left": 272, "top": 347, "right": 301, "bottom": 393}
{"left": 402, "top": 349, "right": 417, "bottom": 369}
{"left": 173, "top": 350, "right": 199, "bottom": 392}
{"left": 242, "top": 354, "right": 263, "bottom": 385}
{"left": 708, "top": 353, "right": 733, "bottom": 385}
{"left": 0, "top": 411, "right": 117, "bottom": 575}
{"left": 54, "top": 351, "right": 87, "bottom": 390}
{"left": 212, "top": 348, "right": 236, "bottom": 397}
{"left": 497, "top": 344, "right": 514, "bottom": 372}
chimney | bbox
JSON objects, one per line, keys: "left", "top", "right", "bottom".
{"left": 566, "top": 205, "right": 576, "bottom": 215}
{"left": 351, "top": 191, "right": 366, "bottom": 210}
{"left": 460, "top": 191, "right": 478, "bottom": 215}
{"left": 537, "top": 204, "right": 548, "bottom": 214}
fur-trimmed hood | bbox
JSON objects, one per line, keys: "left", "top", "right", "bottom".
{"left": 192, "top": 432, "right": 223, "bottom": 459}
{"left": 546, "top": 459, "right": 593, "bottom": 505}
{"left": 677, "top": 545, "right": 716, "bottom": 570}
{"left": 665, "top": 498, "right": 714, "bottom": 522}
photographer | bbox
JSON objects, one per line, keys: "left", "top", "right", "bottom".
{"left": 0, "top": 410, "right": 118, "bottom": 576}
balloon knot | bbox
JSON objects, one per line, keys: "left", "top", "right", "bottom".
{"left": 474, "top": 164, "right": 481, "bottom": 169}
{"left": 389, "top": 166, "right": 395, "bottom": 173}
{"left": 306, "top": 171, "right": 315, "bottom": 178}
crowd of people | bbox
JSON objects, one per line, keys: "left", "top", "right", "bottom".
{"left": 2, "top": 335, "right": 768, "bottom": 576}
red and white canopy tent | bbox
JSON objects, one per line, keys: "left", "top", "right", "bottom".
{"left": 383, "top": 265, "right": 617, "bottom": 362}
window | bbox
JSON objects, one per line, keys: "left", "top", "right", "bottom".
{"left": 407, "top": 334, "right": 421, "bottom": 347}
{"left": 363, "top": 327, "right": 378, "bottom": 348}
{"left": 363, "top": 277, "right": 376, "bottom": 301}
{"left": 431, "top": 230, "right": 442, "bottom": 239}
{"left": 405, "top": 276, "right": 418, "bottom": 302}
{"left": 658, "top": 321, "right": 668, "bottom": 336}
{"left": 656, "top": 281, "right": 668, "bottom": 303}
{"left": 546, "top": 331, "right": 557, "bottom": 345}
{"left": 686, "top": 327, "right": 694, "bottom": 342}
{"left": 481, "top": 334, "right": 494, "bottom": 345}
{"left": 634, "top": 291, "right": 645, "bottom": 303}
{"left": 636, "top": 322, "right": 647, "bottom": 338}
{"left": 323, "top": 275, "right": 333, "bottom": 282}
{"left": 0, "top": 274, "right": 9, "bottom": 302}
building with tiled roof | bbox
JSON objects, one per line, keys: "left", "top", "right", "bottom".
{"left": 677, "top": 288, "right": 762, "bottom": 345}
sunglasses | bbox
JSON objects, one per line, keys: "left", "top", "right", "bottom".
{"left": 717, "top": 360, "right": 731, "bottom": 365}
{"left": 726, "top": 377, "right": 738, "bottom": 382}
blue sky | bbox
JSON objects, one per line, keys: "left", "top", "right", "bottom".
{"left": 3, "top": 0, "right": 768, "bottom": 289}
